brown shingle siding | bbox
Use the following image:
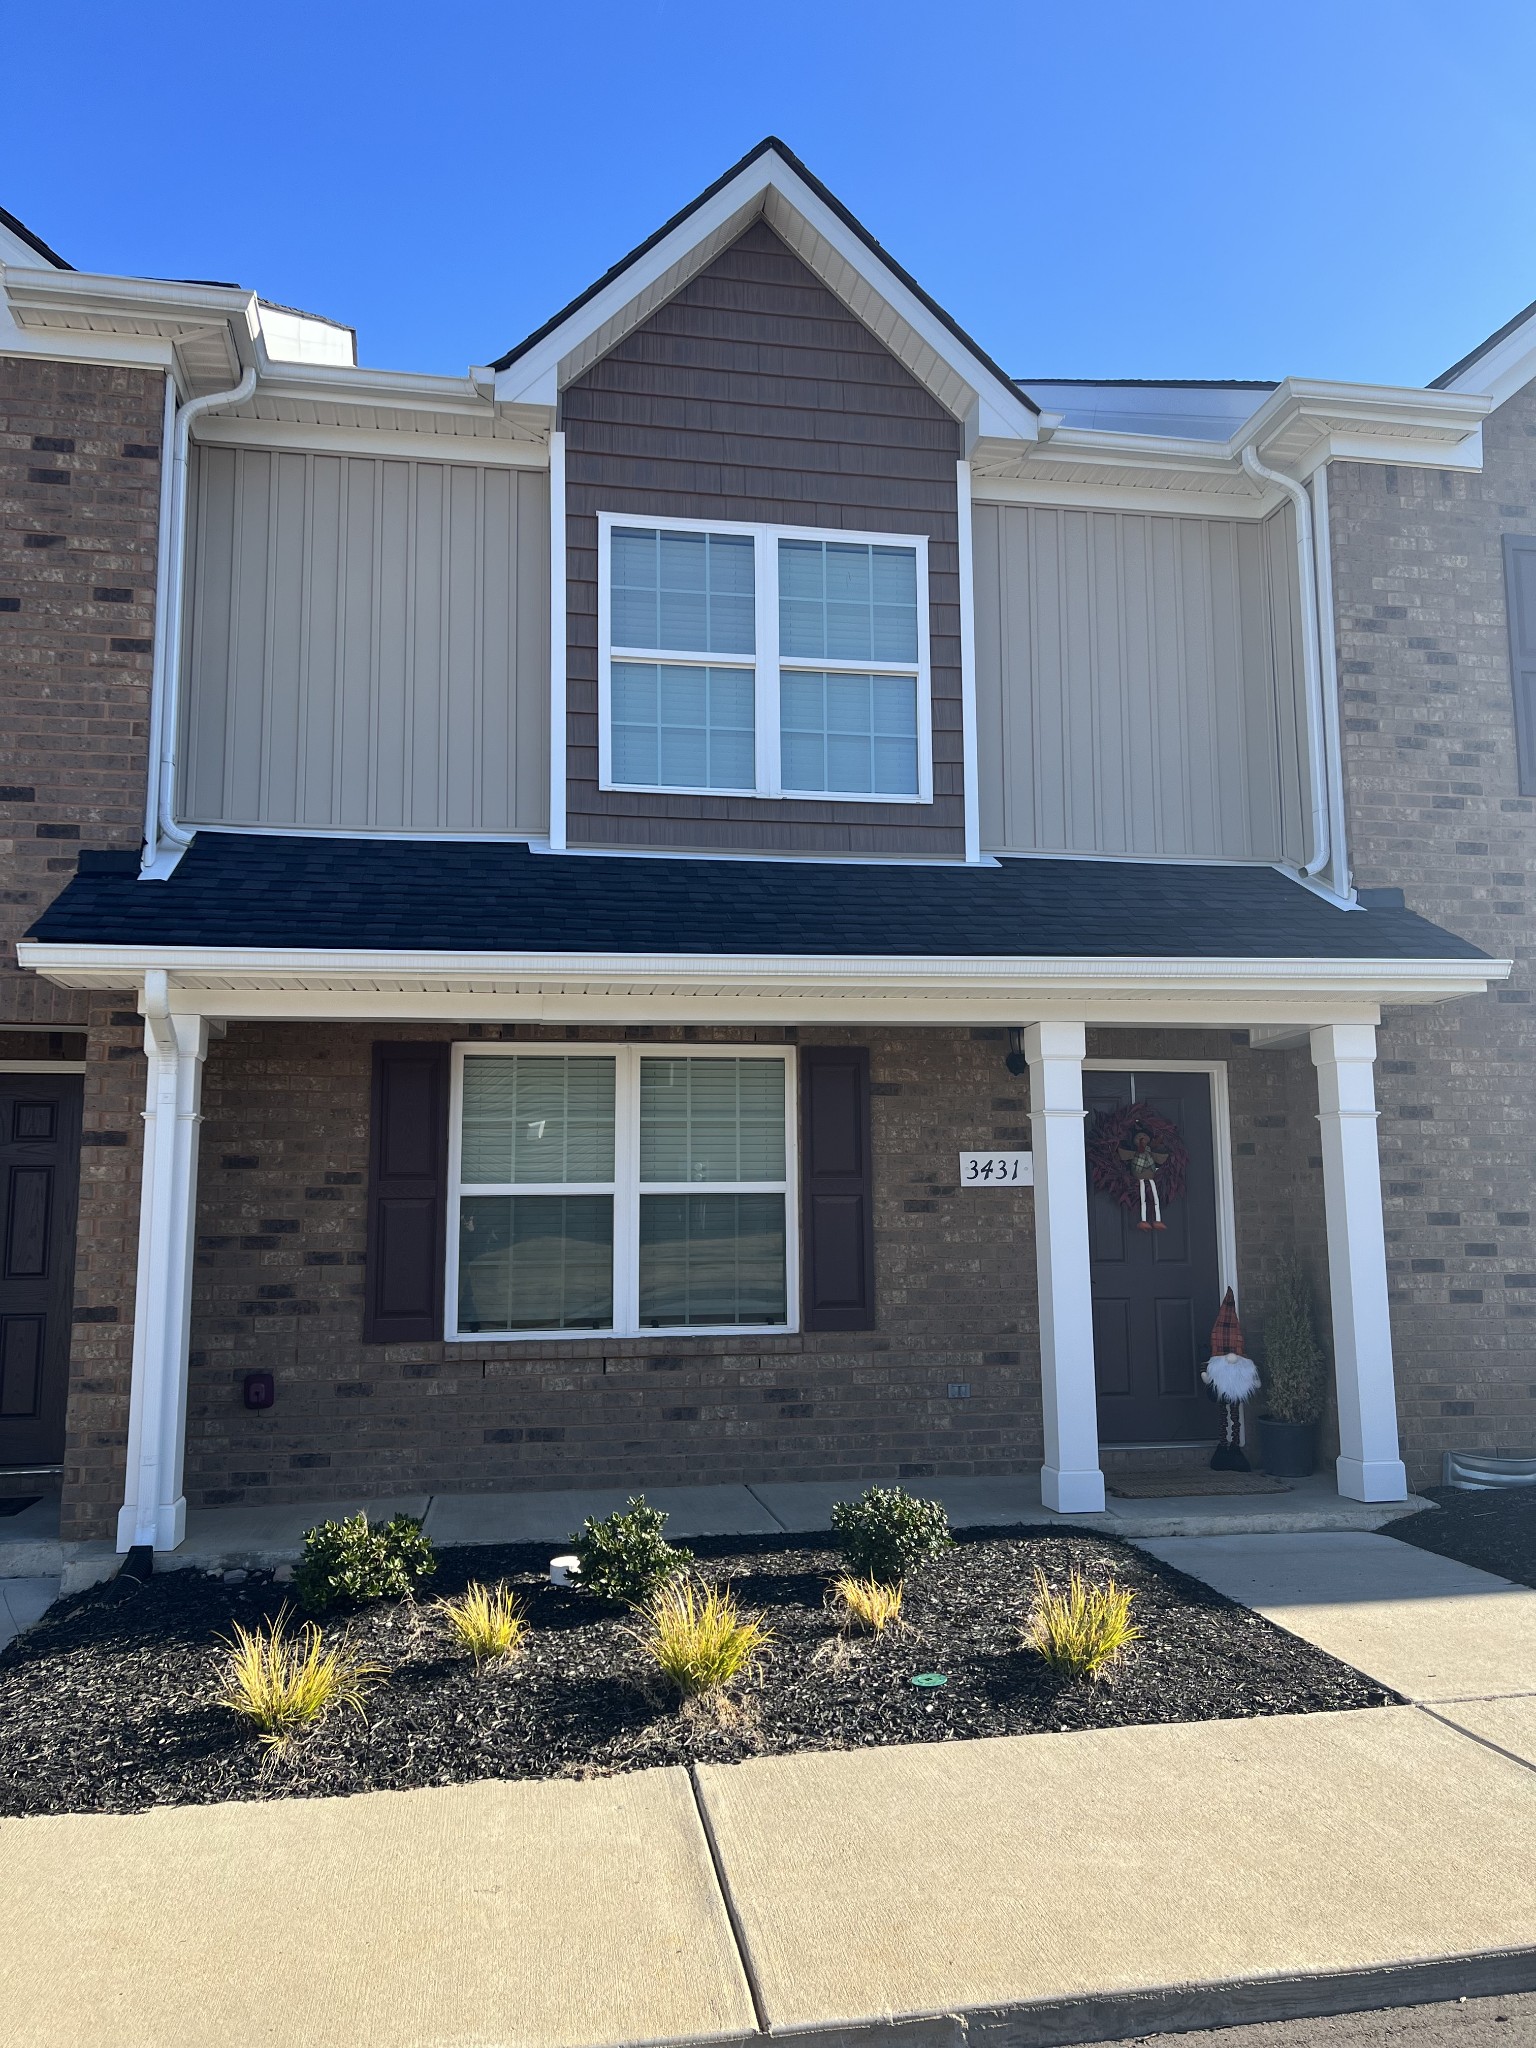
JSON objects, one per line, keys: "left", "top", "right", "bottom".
{"left": 563, "top": 220, "right": 965, "bottom": 857}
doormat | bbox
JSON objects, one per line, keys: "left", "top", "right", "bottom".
{"left": 1106, "top": 1473, "right": 1292, "bottom": 1499}
{"left": 0, "top": 1497, "right": 41, "bottom": 1518}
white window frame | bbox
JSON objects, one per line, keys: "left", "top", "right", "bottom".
{"left": 596, "top": 510, "right": 933, "bottom": 805}
{"left": 446, "top": 1042, "right": 799, "bottom": 1341}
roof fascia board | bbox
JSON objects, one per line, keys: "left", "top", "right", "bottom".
{"left": 1436, "top": 321, "right": 1536, "bottom": 412}
{"left": 16, "top": 941, "right": 1504, "bottom": 1013}
{"left": 493, "top": 149, "right": 1038, "bottom": 441}
{"left": 1241, "top": 377, "right": 1490, "bottom": 473}
{"left": 3, "top": 265, "right": 260, "bottom": 339}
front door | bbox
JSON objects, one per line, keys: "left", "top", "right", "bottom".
{"left": 0, "top": 1075, "right": 82, "bottom": 1469}
{"left": 1086, "top": 1068, "right": 1222, "bottom": 1445}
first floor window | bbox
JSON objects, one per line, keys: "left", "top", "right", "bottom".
{"left": 451, "top": 1047, "right": 794, "bottom": 1338}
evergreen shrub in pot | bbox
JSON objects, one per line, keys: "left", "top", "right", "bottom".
{"left": 1257, "top": 1257, "right": 1329, "bottom": 1478}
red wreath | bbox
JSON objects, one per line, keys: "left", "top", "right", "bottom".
{"left": 1086, "top": 1100, "right": 1189, "bottom": 1212}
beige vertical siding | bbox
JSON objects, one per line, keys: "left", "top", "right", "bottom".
{"left": 181, "top": 447, "right": 550, "bottom": 835}
{"left": 973, "top": 501, "right": 1311, "bottom": 863}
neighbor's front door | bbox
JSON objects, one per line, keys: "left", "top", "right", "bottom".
{"left": 0, "top": 1075, "right": 82, "bottom": 1469}
{"left": 1086, "top": 1069, "right": 1222, "bottom": 1445}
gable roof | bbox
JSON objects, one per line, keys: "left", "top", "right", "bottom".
{"left": 1430, "top": 293, "right": 1536, "bottom": 407}
{"left": 0, "top": 203, "right": 70, "bottom": 270}
{"left": 492, "top": 137, "right": 1039, "bottom": 442}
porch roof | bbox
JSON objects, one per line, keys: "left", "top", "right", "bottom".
{"left": 27, "top": 835, "right": 1488, "bottom": 965}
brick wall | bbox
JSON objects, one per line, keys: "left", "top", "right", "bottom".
{"left": 0, "top": 356, "right": 163, "bottom": 1021}
{"left": 49, "top": 1017, "right": 1321, "bottom": 1538}
{"left": 2, "top": 355, "right": 162, "bottom": 1523}
{"left": 1330, "top": 386, "right": 1536, "bottom": 1479}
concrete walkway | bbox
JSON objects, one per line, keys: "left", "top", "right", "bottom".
{"left": 1139, "top": 1531, "right": 1536, "bottom": 1703}
{"left": 2, "top": 1704, "right": 1533, "bottom": 2048}
{"left": 0, "top": 1471, "right": 1424, "bottom": 1583}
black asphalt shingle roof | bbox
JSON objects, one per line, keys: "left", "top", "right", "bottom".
{"left": 26, "top": 836, "right": 1485, "bottom": 964}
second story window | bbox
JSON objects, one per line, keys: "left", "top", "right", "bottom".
{"left": 597, "top": 513, "right": 931, "bottom": 804}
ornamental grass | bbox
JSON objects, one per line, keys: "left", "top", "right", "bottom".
{"left": 434, "top": 1580, "right": 529, "bottom": 1667}
{"left": 829, "top": 1573, "right": 905, "bottom": 1634}
{"left": 216, "top": 1610, "right": 382, "bottom": 1756}
{"left": 1022, "top": 1567, "right": 1140, "bottom": 1681}
{"left": 632, "top": 1578, "right": 773, "bottom": 1699}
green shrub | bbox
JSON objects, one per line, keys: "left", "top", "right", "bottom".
{"left": 1022, "top": 1567, "right": 1140, "bottom": 1681}
{"left": 831, "top": 1486, "right": 952, "bottom": 1583}
{"left": 294, "top": 1511, "right": 437, "bottom": 1614}
{"left": 574, "top": 1497, "right": 692, "bottom": 1607}
{"left": 1261, "top": 1255, "right": 1329, "bottom": 1425}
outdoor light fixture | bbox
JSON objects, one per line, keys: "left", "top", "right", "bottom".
{"left": 243, "top": 1371, "right": 275, "bottom": 1411}
{"left": 1005, "top": 1027, "right": 1028, "bottom": 1076}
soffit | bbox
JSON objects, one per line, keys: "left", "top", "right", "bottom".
{"left": 3, "top": 270, "right": 257, "bottom": 394}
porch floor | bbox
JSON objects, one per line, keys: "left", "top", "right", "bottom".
{"left": 37, "top": 1470, "right": 1430, "bottom": 1576}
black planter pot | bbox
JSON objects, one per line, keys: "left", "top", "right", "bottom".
{"left": 1257, "top": 1417, "right": 1318, "bottom": 1479}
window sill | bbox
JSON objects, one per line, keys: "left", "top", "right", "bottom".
{"left": 448, "top": 1322, "right": 799, "bottom": 1343}
{"left": 599, "top": 780, "right": 930, "bottom": 806}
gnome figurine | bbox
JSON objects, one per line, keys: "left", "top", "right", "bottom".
{"left": 1202, "top": 1288, "right": 1260, "bottom": 1471}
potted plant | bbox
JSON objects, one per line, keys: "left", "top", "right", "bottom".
{"left": 1256, "top": 1256, "right": 1329, "bottom": 1478}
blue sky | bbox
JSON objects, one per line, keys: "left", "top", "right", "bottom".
{"left": 7, "top": 1, "right": 1536, "bottom": 389}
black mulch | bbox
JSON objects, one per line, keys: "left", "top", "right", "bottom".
{"left": 0, "top": 1529, "right": 1397, "bottom": 1817}
{"left": 1385, "top": 1485, "right": 1536, "bottom": 1588}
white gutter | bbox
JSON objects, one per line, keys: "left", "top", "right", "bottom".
{"left": 142, "top": 364, "right": 257, "bottom": 873}
{"left": 1241, "top": 445, "right": 1331, "bottom": 879}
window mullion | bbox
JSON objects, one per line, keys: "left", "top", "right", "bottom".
{"left": 612, "top": 1046, "right": 640, "bottom": 1336}
{"left": 756, "top": 525, "right": 780, "bottom": 797}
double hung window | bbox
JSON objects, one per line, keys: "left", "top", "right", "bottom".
{"left": 449, "top": 1046, "right": 795, "bottom": 1339}
{"left": 598, "top": 513, "right": 931, "bottom": 803}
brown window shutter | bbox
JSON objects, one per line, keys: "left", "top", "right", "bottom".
{"left": 1504, "top": 534, "right": 1536, "bottom": 795}
{"left": 799, "top": 1045, "right": 875, "bottom": 1331}
{"left": 364, "top": 1042, "right": 449, "bottom": 1343}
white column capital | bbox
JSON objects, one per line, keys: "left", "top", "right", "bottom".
{"left": 1023, "top": 1020, "right": 1087, "bottom": 1064}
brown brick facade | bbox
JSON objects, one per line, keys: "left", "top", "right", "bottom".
{"left": 2, "top": 356, "right": 163, "bottom": 1526}
{"left": 0, "top": 356, "right": 163, "bottom": 1020}
{"left": 51, "top": 1016, "right": 1325, "bottom": 1538}
{"left": 1328, "top": 387, "right": 1536, "bottom": 1481}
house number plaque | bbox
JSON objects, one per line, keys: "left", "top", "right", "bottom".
{"left": 958, "top": 1151, "right": 1034, "bottom": 1187}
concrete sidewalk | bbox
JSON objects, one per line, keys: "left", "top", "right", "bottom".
{"left": 2, "top": 1705, "right": 1533, "bottom": 2048}
{"left": 1139, "top": 1531, "right": 1536, "bottom": 1703}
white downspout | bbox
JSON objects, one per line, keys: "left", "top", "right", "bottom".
{"left": 142, "top": 364, "right": 257, "bottom": 872}
{"left": 1309, "top": 466, "right": 1351, "bottom": 894}
{"left": 1241, "top": 443, "right": 1331, "bottom": 879}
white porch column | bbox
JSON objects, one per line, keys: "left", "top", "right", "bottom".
{"left": 1310, "top": 1023, "right": 1408, "bottom": 1503}
{"left": 118, "top": 977, "right": 209, "bottom": 1551}
{"left": 1025, "top": 1022, "right": 1105, "bottom": 1514}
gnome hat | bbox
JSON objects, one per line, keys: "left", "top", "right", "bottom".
{"left": 1203, "top": 1286, "right": 1260, "bottom": 1405}
{"left": 1210, "top": 1287, "right": 1245, "bottom": 1358}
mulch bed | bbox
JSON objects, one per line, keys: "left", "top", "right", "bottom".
{"left": 1385, "top": 1486, "right": 1536, "bottom": 1588}
{"left": 0, "top": 1529, "right": 1397, "bottom": 1817}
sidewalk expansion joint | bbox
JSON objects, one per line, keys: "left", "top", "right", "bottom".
{"left": 688, "top": 1764, "right": 772, "bottom": 2036}
{"left": 744, "top": 1484, "right": 790, "bottom": 1533}
{"left": 1415, "top": 1702, "right": 1536, "bottom": 1777}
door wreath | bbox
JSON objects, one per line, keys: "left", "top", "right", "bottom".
{"left": 1087, "top": 1101, "right": 1189, "bottom": 1232}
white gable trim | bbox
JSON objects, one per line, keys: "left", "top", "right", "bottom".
{"left": 494, "top": 147, "right": 1039, "bottom": 444}
{"left": 1437, "top": 309, "right": 1536, "bottom": 413}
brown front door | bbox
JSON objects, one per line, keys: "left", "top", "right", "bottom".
{"left": 0, "top": 1075, "right": 82, "bottom": 1469}
{"left": 1087, "top": 1069, "right": 1222, "bottom": 1446}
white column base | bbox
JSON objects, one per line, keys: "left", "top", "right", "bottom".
{"left": 117, "top": 1495, "right": 186, "bottom": 1553}
{"left": 1336, "top": 1455, "right": 1408, "bottom": 1503}
{"left": 1042, "top": 1465, "right": 1107, "bottom": 1515}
